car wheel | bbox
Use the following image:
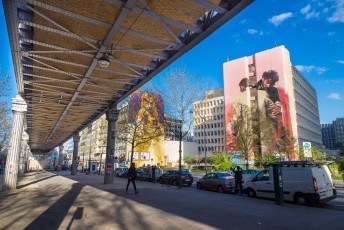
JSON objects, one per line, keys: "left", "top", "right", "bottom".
{"left": 247, "top": 188, "right": 256, "bottom": 198}
{"left": 196, "top": 183, "right": 202, "bottom": 190}
{"left": 295, "top": 193, "right": 307, "bottom": 205}
{"left": 217, "top": 186, "right": 225, "bottom": 193}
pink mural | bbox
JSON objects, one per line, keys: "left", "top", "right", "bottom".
{"left": 223, "top": 46, "right": 293, "bottom": 153}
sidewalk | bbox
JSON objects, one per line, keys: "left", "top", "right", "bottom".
{"left": 1, "top": 170, "right": 344, "bottom": 230}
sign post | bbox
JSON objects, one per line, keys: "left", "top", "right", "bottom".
{"left": 303, "top": 142, "right": 312, "bottom": 159}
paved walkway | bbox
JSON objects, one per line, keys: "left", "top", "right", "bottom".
{"left": 0, "top": 171, "right": 344, "bottom": 230}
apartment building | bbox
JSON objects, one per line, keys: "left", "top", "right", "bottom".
{"left": 193, "top": 88, "right": 226, "bottom": 155}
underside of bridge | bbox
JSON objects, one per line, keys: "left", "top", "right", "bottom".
{"left": 4, "top": 0, "right": 253, "bottom": 153}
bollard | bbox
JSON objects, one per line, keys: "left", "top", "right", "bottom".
{"left": 273, "top": 164, "right": 284, "bottom": 205}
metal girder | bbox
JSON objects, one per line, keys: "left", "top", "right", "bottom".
{"left": 118, "top": 27, "right": 175, "bottom": 46}
{"left": 20, "top": 38, "right": 94, "bottom": 56}
{"left": 19, "top": 19, "right": 99, "bottom": 45}
{"left": 138, "top": 0, "right": 182, "bottom": 43}
{"left": 21, "top": 0, "right": 113, "bottom": 28}
{"left": 191, "top": 0, "right": 227, "bottom": 14}
{"left": 93, "top": 68, "right": 141, "bottom": 78}
{"left": 41, "top": 0, "right": 133, "bottom": 148}
{"left": 25, "top": 53, "right": 89, "bottom": 68}
{"left": 22, "top": 64, "right": 84, "bottom": 78}
{"left": 88, "top": 75, "right": 136, "bottom": 85}
{"left": 113, "top": 45, "right": 166, "bottom": 60}
{"left": 131, "top": 6, "right": 202, "bottom": 33}
{"left": 21, "top": 38, "right": 150, "bottom": 74}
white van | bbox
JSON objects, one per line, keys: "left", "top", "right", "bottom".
{"left": 243, "top": 163, "right": 337, "bottom": 205}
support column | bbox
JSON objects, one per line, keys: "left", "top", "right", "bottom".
{"left": 3, "top": 95, "right": 27, "bottom": 190}
{"left": 104, "top": 107, "right": 119, "bottom": 184}
{"left": 24, "top": 146, "right": 30, "bottom": 172}
{"left": 58, "top": 145, "right": 64, "bottom": 166}
{"left": 71, "top": 134, "right": 80, "bottom": 175}
{"left": 18, "top": 131, "right": 29, "bottom": 176}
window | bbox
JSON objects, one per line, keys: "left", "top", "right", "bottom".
{"left": 256, "top": 170, "right": 269, "bottom": 181}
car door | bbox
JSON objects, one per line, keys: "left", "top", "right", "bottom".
{"left": 251, "top": 169, "right": 274, "bottom": 198}
{"left": 202, "top": 173, "right": 215, "bottom": 189}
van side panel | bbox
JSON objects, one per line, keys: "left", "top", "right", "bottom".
{"left": 281, "top": 168, "right": 313, "bottom": 201}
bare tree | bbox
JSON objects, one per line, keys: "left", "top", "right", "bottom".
{"left": 229, "top": 103, "right": 275, "bottom": 169}
{"left": 277, "top": 124, "right": 296, "bottom": 160}
{"left": 116, "top": 91, "right": 164, "bottom": 165}
{"left": 149, "top": 65, "right": 204, "bottom": 185}
{"left": 0, "top": 71, "right": 11, "bottom": 156}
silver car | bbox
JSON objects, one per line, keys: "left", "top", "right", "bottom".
{"left": 196, "top": 172, "right": 235, "bottom": 193}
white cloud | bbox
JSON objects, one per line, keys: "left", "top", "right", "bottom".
{"left": 328, "top": 31, "right": 336, "bottom": 36}
{"left": 232, "top": 33, "right": 240, "bottom": 43}
{"left": 338, "top": 60, "right": 344, "bottom": 64}
{"left": 327, "top": 0, "right": 344, "bottom": 23}
{"left": 241, "top": 19, "right": 247, "bottom": 24}
{"left": 295, "top": 65, "right": 328, "bottom": 74}
{"left": 300, "top": 4, "right": 319, "bottom": 19}
{"left": 327, "top": 93, "right": 342, "bottom": 100}
{"left": 268, "top": 12, "right": 293, "bottom": 26}
{"left": 301, "top": 4, "right": 311, "bottom": 14}
{"left": 248, "top": 28, "right": 258, "bottom": 34}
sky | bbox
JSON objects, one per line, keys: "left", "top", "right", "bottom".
{"left": 1, "top": 0, "right": 344, "bottom": 124}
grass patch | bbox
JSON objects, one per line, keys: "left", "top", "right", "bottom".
{"left": 333, "top": 175, "right": 344, "bottom": 180}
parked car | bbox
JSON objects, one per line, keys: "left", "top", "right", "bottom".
{"left": 158, "top": 169, "right": 193, "bottom": 186}
{"left": 243, "top": 162, "right": 337, "bottom": 205}
{"left": 196, "top": 172, "right": 235, "bottom": 193}
{"left": 115, "top": 166, "right": 128, "bottom": 177}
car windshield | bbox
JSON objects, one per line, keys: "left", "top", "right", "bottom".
{"left": 242, "top": 170, "right": 257, "bottom": 174}
{"left": 170, "top": 170, "right": 189, "bottom": 175}
{"left": 217, "top": 172, "right": 232, "bottom": 178}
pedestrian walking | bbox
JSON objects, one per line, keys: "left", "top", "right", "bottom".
{"left": 152, "top": 165, "right": 156, "bottom": 184}
{"left": 126, "top": 163, "right": 139, "bottom": 194}
{"left": 233, "top": 165, "right": 243, "bottom": 194}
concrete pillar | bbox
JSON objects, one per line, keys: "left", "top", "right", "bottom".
{"left": 24, "top": 146, "right": 30, "bottom": 172}
{"left": 71, "top": 134, "right": 80, "bottom": 175}
{"left": 58, "top": 145, "right": 64, "bottom": 165}
{"left": 104, "top": 107, "right": 119, "bottom": 184}
{"left": 18, "top": 131, "right": 29, "bottom": 176}
{"left": 3, "top": 95, "right": 27, "bottom": 190}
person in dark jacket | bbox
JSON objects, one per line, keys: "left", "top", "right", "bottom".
{"left": 233, "top": 166, "right": 243, "bottom": 194}
{"left": 152, "top": 165, "right": 156, "bottom": 184}
{"left": 126, "top": 163, "right": 139, "bottom": 194}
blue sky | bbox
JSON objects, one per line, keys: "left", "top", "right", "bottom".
{"left": 1, "top": 0, "right": 344, "bottom": 124}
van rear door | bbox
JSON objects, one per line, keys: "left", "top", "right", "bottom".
{"left": 311, "top": 166, "right": 334, "bottom": 200}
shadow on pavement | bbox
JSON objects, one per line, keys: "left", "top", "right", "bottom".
{"left": 23, "top": 183, "right": 84, "bottom": 230}
{"left": 17, "top": 175, "right": 57, "bottom": 189}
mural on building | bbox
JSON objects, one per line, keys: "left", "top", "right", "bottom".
{"left": 224, "top": 47, "right": 293, "bottom": 156}
{"left": 126, "top": 91, "right": 165, "bottom": 166}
